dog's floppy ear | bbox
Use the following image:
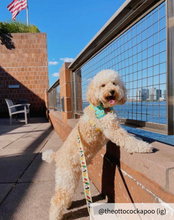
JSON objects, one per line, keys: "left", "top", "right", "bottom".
{"left": 86, "top": 80, "right": 100, "bottom": 106}
{"left": 118, "top": 83, "right": 127, "bottom": 105}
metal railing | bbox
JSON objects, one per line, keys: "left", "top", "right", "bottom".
{"left": 69, "top": 0, "right": 174, "bottom": 134}
{"left": 47, "top": 79, "right": 61, "bottom": 111}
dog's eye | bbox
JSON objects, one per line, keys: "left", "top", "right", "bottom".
{"left": 113, "top": 82, "right": 116, "bottom": 85}
{"left": 101, "top": 84, "right": 105, "bottom": 87}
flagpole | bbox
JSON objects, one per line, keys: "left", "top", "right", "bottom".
{"left": 26, "top": 0, "right": 29, "bottom": 26}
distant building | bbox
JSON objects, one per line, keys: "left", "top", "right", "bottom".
{"left": 136, "top": 90, "right": 141, "bottom": 101}
{"left": 159, "top": 97, "right": 166, "bottom": 101}
{"left": 136, "top": 88, "right": 149, "bottom": 101}
{"left": 141, "top": 88, "right": 149, "bottom": 101}
{"left": 149, "top": 87, "right": 156, "bottom": 100}
{"left": 156, "top": 89, "right": 162, "bottom": 100}
{"left": 163, "top": 90, "right": 166, "bottom": 99}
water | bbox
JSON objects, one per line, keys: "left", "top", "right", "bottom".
{"left": 82, "top": 101, "right": 167, "bottom": 124}
{"left": 114, "top": 101, "right": 167, "bottom": 124}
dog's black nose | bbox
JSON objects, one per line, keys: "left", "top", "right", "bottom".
{"left": 110, "top": 90, "right": 115, "bottom": 95}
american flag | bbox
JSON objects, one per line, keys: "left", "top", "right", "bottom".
{"left": 7, "top": 0, "right": 27, "bottom": 20}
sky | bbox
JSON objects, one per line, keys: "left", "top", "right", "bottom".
{"left": 0, "top": 0, "right": 126, "bottom": 87}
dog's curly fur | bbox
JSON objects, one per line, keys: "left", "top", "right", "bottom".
{"left": 42, "top": 69, "right": 153, "bottom": 220}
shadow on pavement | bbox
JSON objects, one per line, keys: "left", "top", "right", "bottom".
{"left": 0, "top": 124, "right": 53, "bottom": 220}
{"left": 0, "top": 117, "right": 49, "bottom": 136}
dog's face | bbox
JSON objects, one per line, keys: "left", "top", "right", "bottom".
{"left": 87, "top": 69, "right": 127, "bottom": 108}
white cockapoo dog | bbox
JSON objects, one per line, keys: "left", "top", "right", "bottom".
{"left": 42, "top": 69, "right": 153, "bottom": 220}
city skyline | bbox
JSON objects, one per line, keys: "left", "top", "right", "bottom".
{"left": 135, "top": 86, "right": 166, "bottom": 101}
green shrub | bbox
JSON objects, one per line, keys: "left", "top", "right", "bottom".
{"left": 0, "top": 21, "right": 40, "bottom": 34}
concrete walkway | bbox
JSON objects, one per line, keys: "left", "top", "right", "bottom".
{"left": 0, "top": 118, "right": 104, "bottom": 220}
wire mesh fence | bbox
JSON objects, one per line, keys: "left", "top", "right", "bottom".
{"left": 75, "top": 2, "right": 167, "bottom": 126}
{"left": 48, "top": 83, "right": 61, "bottom": 111}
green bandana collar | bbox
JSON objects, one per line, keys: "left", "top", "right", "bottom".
{"left": 89, "top": 103, "right": 114, "bottom": 119}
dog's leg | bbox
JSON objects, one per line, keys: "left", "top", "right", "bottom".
{"left": 103, "top": 125, "right": 153, "bottom": 154}
{"left": 49, "top": 168, "right": 81, "bottom": 220}
{"left": 49, "top": 188, "right": 67, "bottom": 220}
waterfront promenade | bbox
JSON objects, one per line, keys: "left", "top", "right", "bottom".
{"left": 0, "top": 118, "right": 104, "bottom": 220}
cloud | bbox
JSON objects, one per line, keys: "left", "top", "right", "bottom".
{"left": 49, "top": 61, "right": 58, "bottom": 65}
{"left": 60, "top": 57, "right": 74, "bottom": 62}
{"left": 52, "top": 72, "right": 59, "bottom": 77}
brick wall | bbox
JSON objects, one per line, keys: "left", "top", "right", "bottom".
{"left": 0, "top": 33, "right": 49, "bottom": 117}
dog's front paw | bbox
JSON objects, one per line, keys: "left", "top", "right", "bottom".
{"left": 136, "top": 141, "right": 153, "bottom": 154}
{"left": 125, "top": 137, "right": 153, "bottom": 154}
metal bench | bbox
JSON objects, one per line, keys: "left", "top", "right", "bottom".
{"left": 5, "top": 99, "right": 30, "bottom": 125}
